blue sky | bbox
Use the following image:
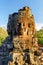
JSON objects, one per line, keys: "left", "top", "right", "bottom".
{"left": 0, "top": 0, "right": 43, "bottom": 30}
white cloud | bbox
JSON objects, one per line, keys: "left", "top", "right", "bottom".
{"left": 0, "top": 24, "right": 7, "bottom": 29}
{"left": 36, "top": 23, "right": 43, "bottom": 30}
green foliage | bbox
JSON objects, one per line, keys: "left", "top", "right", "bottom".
{"left": 38, "top": 37, "right": 43, "bottom": 44}
{"left": 35, "top": 27, "right": 43, "bottom": 44}
{"left": 0, "top": 27, "right": 8, "bottom": 46}
{"left": 0, "top": 37, "right": 4, "bottom": 46}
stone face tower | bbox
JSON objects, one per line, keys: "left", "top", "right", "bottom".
{"left": 7, "top": 7, "right": 39, "bottom": 65}
{"left": 18, "top": 7, "right": 35, "bottom": 36}
{"left": 18, "top": 7, "right": 35, "bottom": 50}
{"left": 7, "top": 7, "right": 36, "bottom": 50}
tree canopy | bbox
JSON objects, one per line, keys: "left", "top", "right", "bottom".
{"left": 0, "top": 27, "right": 8, "bottom": 46}
{"left": 35, "top": 27, "right": 43, "bottom": 44}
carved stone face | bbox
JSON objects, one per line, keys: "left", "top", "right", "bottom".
{"left": 18, "top": 7, "right": 35, "bottom": 38}
{"left": 18, "top": 16, "right": 35, "bottom": 39}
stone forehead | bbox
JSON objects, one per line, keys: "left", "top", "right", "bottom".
{"left": 19, "top": 6, "right": 31, "bottom": 11}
